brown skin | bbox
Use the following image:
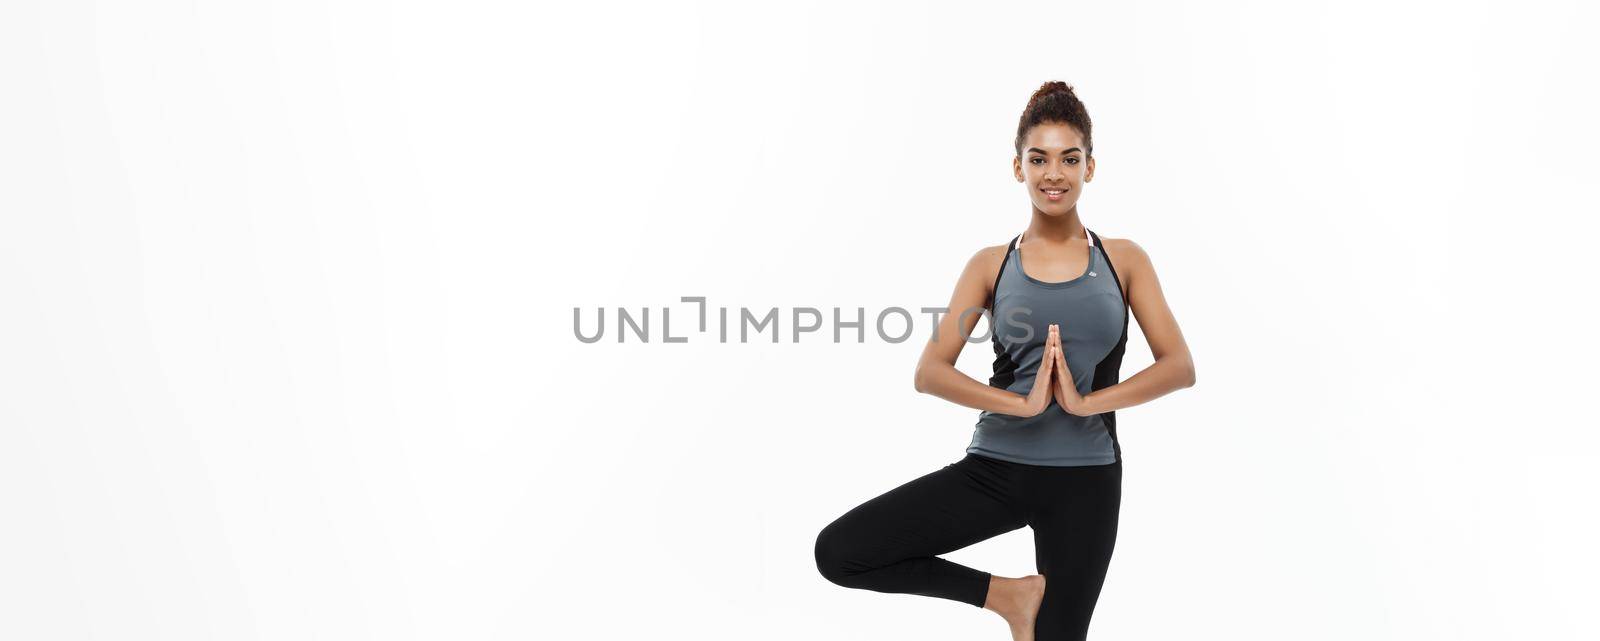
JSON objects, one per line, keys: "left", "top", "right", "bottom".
{"left": 911, "top": 121, "right": 1196, "bottom": 639}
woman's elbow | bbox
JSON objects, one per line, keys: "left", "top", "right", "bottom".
{"left": 914, "top": 361, "right": 944, "bottom": 394}
{"left": 1180, "top": 359, "right": 1197, "bottom": 388}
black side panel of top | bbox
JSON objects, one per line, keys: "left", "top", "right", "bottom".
{"left": 1087, "top": 229, "right": 1129, "bottom": 463}
{"left": 987, "top": 237, "right": 1020, "bottom": 389}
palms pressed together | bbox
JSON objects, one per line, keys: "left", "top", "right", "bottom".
{"left": 1021, "top": 323, "right": 1090, "bottom": 417}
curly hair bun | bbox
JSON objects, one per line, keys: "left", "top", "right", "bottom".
{"left": 1015, "top": 81, "right": 1093, "bottom": 157}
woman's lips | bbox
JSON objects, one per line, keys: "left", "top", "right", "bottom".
{"left": 1041, "top": 187, "right": 1067, "bottom": 201}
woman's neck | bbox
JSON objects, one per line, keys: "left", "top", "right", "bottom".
{"left": 1023, "top": 208, "right": 1084, "bottom": 243}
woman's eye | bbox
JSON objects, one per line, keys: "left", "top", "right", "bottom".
{"left": 1030, "top": 158, "right": 1043, "bottom": 164}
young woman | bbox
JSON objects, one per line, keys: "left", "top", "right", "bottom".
{"left": 814, "top": 81, "right": 1196, "bottom": 641}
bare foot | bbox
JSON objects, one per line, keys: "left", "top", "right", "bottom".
{"left": 982, "top": 574, "right": 1046, "bottom": 641}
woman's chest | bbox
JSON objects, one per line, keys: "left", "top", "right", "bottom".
{"left": 992, "top": 281, "right": 1124, "bottom": 352}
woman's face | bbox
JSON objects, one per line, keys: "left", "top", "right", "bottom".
{"left": 1013, "top": 122, "right": 1094, "bottom": 216}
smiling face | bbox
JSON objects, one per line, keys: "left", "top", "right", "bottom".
{"left": 1013, "top": 122, "right": 1095, "bottom": 216}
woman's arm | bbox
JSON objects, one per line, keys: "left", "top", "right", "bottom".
{"left": 913, "top": 245, "right": 1050, "bottom": 417}
{"left": 1053, "top": 238, "right": 1196, "bottom": 416}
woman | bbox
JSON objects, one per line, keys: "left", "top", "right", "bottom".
{"left": 813, "top": 81, "right": 1196, "bottom": 641}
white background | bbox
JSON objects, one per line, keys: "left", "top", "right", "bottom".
{"left": 3, "top": 1, "right": 1597, "bottom": 639}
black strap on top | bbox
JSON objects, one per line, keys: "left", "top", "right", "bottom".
{"left": 1086, "top": 229, "right": 1121, "bottom": 295}
{"left": 1086, "top": 228, "right": 1129, "bottom": 321}
{"left": 985, "top": 234, "right": 1023, "bottom": 312}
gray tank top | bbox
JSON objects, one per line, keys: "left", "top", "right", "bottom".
{"left": 966, "top": 227, "right": 1129, "bottom": 466}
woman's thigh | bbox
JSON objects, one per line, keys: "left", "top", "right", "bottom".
{"left": 1029, "top": 462, "right": 1122, "bottom": 641}
{"left": 817, "top": 456, "right": 1028, "bottom": 572}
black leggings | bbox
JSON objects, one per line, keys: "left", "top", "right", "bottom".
{"left": 814, "top": 453, "right": 1121, "bottom": 641}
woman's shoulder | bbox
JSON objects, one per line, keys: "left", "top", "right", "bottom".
{"left": 1094, "top": 234, "right": 1149, "bottom": 300}
{"left": 953, "top": 241, "right": 1016, "bottom": 307}
{"left": 1096, "top": 233, "right": 1152, "bottom": 273}
{"left": 959, "top": 239, "right": 1014, "bottom": 275}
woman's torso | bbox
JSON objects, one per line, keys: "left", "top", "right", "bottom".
{"left": 966, "top": 227, "right": 1129, "bottom": 466}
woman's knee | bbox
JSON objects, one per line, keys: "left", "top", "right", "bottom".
{"left": 813, "top": 520, "right": 860, "bottom": 587}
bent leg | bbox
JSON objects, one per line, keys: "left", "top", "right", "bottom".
{"left": 814, "top": 457, "right": 1026, "bottom": 607}
{"left": 1030, "top": 462, "right": 1121, "bottom": 641}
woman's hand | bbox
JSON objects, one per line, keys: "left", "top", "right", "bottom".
{"left": 1047, "top": 324, "right": 1091, "bottom": 416}
{"left": 1019, "top": 339, "right": 1058, "bottom": 417}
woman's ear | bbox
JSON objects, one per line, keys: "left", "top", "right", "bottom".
{"left": 1013, "top": 155, "right": 1024, "bottom": 182}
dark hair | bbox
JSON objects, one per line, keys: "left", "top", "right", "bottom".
{"left": 1014, "top": 81, "right": 1093, "bottom": 158}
